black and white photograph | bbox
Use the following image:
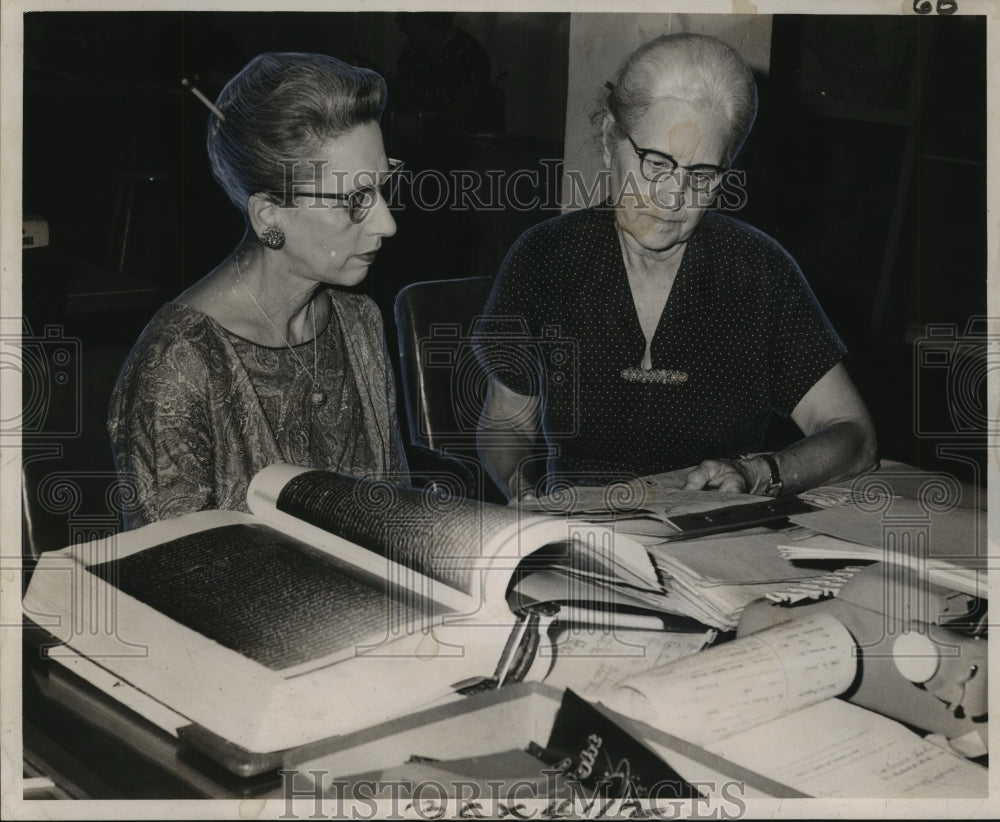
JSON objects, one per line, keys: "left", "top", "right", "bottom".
{"left": 1, "top": 0, "right": 995, "bottom": 818}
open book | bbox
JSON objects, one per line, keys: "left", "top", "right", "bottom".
{"left": 600, "top": 612, "right": 988, "bottom": 798}
{"left": 23, "top": 463, "right": 671, "bottom": 755}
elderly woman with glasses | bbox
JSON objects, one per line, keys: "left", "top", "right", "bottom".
{"left": 476, "top": 34, "right": 877, "bottom": 500}
{"left": 109, "top": 52, "right": 407, "bottom": 529}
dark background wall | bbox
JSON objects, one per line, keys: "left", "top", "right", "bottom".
{"left": 22, "top": 11, "right": 570, "bottom": 315}
{"left": 751, "top": 16, "right": 987, "bottom": 488}
{"left": 17, "top": 11, "right": 988, "bottom": 555}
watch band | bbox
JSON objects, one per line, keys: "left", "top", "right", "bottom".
{"left": 758, "top": 453, "right": 783, "bottom": 497}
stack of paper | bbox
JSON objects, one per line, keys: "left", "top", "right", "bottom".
{"left": 778, "top": 534, "right": 986, "bottom": 599}
{"left": 646, "top": 530, "right": 864, "bottom": 630}
{"left": 786, "top": 497, "right": 988, "bottom": 599}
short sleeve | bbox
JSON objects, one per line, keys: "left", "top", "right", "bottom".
{"left": 764, "top": 246, "right": 847, "bottom": 415}
{"left": 108, "top": 321, "right": 217, "bottom": 529}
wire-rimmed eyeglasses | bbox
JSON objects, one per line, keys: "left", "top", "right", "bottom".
{"left": 626, "top": 136, "right": 726, "bottom": 194}
{"left": 269, "top": 158, "right": 406, "bottom": 223}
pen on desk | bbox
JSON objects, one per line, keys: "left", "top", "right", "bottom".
{"left": 557, "top": 605, "right": 667, "bottom": 632}
{"left": 493, "top": 616, "right": 531, "bottom": 687}
{"left": 181, "top": 78, "right": 225, "bottom": 120}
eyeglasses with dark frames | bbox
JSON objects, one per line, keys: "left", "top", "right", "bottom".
{"left": 625, "top": 136, "right": 726, "bottom": 194}
{"left": 270, "top": 158, "right": 406, "bottom": 223}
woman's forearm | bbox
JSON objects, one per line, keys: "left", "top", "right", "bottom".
{"left": 756, "top": 361, "right": 879, "bottom": 494}
{"left": 476, "top": 378, "right": 545, "bottom": 500}
{"left": 771, "top": 418, "right": 878, "bottom": 495}
{"left": 684, "top": 419, "right": 878, "bottom": 496}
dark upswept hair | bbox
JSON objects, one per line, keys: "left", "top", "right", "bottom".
{"left": 207, "top": 52, "right": 388, "bottom": 214}
{"left": 600, "top": 34, "right": 757, "bottom": 163}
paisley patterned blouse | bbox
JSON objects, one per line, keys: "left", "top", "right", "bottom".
{"left": 108, "top": 289, "right": 407, "bottom": 530}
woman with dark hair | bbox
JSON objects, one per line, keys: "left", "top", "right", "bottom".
{"left": 109, "top": 52, "right": 407, "bottom": 529}
{"left": 476, "top": 34, "right": 877, "bottom": 500}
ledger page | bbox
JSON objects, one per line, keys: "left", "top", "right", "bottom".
{"left": 602, "top": 612, "right": 858, "bottom": 745}
{"left": 706, "top": 698, "right": 987, "bottom": 798}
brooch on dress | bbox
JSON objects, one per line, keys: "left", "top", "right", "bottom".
{"left": 620, "top": 367, "right": 689, "bottom": 385}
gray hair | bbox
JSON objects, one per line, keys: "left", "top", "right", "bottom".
{"left": 207, "top": 52, "right": 388, "bottom": 214}
{"left": 601, "top": 34, "right": 757, "bottom": 163}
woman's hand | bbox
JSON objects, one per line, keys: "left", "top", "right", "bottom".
{"left": 505, "top": 466, "right": 539, "bottom": 504}
{"left": 683, "top": 457, "right": 769, "bottom": 495}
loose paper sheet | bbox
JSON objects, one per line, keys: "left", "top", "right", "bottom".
{"left": 603, "top": 612, "right": 858, "bottom": 746}
{"left": 706, "top": 699, "right": 987, "bottom": 798}
{"left": 538, "top": 626, "right": 713, "bottom": 698}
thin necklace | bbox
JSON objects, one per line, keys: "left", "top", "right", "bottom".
{"left": 234, "top": 253, "right": 327, "bottom": 408}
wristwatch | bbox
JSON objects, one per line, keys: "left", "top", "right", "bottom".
{"left": 758, "top": 453, "right": 783, "bottom": 497}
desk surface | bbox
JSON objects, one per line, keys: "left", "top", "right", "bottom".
{"left": 17, "top": 463, "right": 989, "bottom": 800}
{"left": 23, "top": 645, "right": 281, "bottom": 799}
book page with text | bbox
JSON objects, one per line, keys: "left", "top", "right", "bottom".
{"left": 248, "top": 464, "right": 661, "bottom": 617}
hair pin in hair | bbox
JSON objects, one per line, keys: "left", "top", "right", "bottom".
{"left": 604, "top": 81, "right": 615, "bottom": 93}
{"left": 181, "top": 78, "right": 226, "bottom": 121}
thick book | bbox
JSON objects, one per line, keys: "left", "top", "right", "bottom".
{"left": 22, "top": 463, "right": 671, "bottom": 756}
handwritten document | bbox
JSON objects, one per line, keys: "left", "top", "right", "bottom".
{"left": 538, "top": 627, "right": 714, "bottom": 699}
{"left": 603, "top": 612, "right": 857, "bottom": 746}
{"left": 601, "top": 611, "right": 987, "bottom": 797}
{"left": 707, "top": 699, "right": 987, "bottom": 798}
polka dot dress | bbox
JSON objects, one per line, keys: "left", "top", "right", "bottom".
{"left": 475, "top": 205, "right": 846, "bottom": 485}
